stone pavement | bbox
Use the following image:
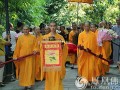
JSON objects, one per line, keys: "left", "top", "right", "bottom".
{"left": 1, "top": 65, "right": 120, "bottom": 90}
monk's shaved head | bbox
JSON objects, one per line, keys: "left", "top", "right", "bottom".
{"left": 49, "top": 22, "right": 57, "bottom": 33}
{"left": 84, "top": 21, "right": 91, "bottom": 31}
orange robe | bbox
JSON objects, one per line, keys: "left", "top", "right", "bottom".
{"left": 69, "top": 30, "right": 76, "bottom": 43}
{"left": 95, "top": 30, "right": 105, "bottom": 76}
{"left": 77, "top": 31, "right": 97, "bottom": 81}
{"left": 13, "top": 34, "right": 37, "bottom": 86}
{"left": 40, "top": 33, "right": 68, "bottom": 90}
{"left": 68, "top": 30, "right": 76, "bottom": 64}
{"left": 95, "top": 30, "right": 112, "bottom": 75}
{"left": 35, "top": 34, "right": 43, "bottom": 80}
{"left": 102, "top": 41, "right": 112, "bottom": 73}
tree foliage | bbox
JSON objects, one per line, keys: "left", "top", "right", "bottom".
{"left": 43, "top": 0, "right": 67, "bottom": 24}
{"left": 84, "top": 0, "right": 120, "bottom": 24}
{"left": 0, "top": 0, "right": 119, "bottom": 34}
{"left": 53, "top": 0, "right": 120, "bottom": 25}
{"left": 0, "top": 0, "right": 46, "bottom": 26}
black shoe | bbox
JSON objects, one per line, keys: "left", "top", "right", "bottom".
{"left": 35, "top": 80, "right": 40, "bottom": 82}
{"left": 86, "top": 83, "right": 91, "bottom": 88}
{"left": 98, "top": 76, "right": 102, "bottom": 80}
{"left": 71, "top": 65, "right": 74, "bottom": 69}
{"left": 71, "top": 67, "right": 74, "bottom": 69}
{"left": 0, "top": 82, "right": 6, "bottom": 87}
{"left": 70, "top": 64, "right": 74, "bottom": 69}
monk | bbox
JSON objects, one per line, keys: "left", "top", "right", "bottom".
{"left": 68, "top": 22, "right": 78, "bottom": 68}
{"left": 90, "top": 24, "right": 104, "bottom": 76}
{"left": 98, "top": 21, "right": 112, "bottom": 74}
{"left": 40, "top": 22, "right": 68, "bottom": 90}
{"left": 34, "top": 27, "right": 43, "bottom": 80}
{"left": 102, "top": 41, "right": 112, "bottom": 73}
{"left": 102, "top": 22, "right": 112, "bottom": 73}
{"left": 13, "top": 25, "right": 38, "bottom": 89}
{"left": 77, "top": 22, "right": 98, "bottom": 82}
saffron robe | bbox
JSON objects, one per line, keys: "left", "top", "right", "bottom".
{"left": 95, "top": 30, "right": 105, "bottom": 76}
{"left": 35, "top": 34, "right": 43, "bottom": 80}
{"left": 13, "top": 34, "right": 37, "bottom": 86}
{"left": 77, "top": 31, "right": 97, "bottom": 81}
{"left": 40, "top": 33, "right": 68, "bottom": 90}
{"left": 68, "top": 30, "right": 76, "bottom": 64}
{"left": 102, "top": 41, "right": 112, "bottom": 73}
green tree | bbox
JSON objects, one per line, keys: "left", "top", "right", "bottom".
{"left": 44, "top": 0, "right": 67, "bottom": 24}
{"left": 83, "top": 0, "right": 119, "bottom": 24}
{"left": 0, "top": 0, "right": 46, "bottom": 27}
{"left": 0, "top": 0, "right": 119, "bottom": 31}
{"left": 53, "top": 0, "right": 120, "bottom": 25}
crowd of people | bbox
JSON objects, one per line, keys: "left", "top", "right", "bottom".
{"left": 0, "top": 17, "right": 120, "bottom": 90}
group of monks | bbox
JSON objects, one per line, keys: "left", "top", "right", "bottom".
{"left": 69, "top": 21, "right": 112, "bottom": 84}
{"left": 13, "top": 22, "right": 68, "bottom": 90}
{"left": 11, "top": 20, "right": 113, "bottom": 90}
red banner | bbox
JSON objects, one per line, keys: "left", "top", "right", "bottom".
{"left": 42, "top": 41, "right": 62, "bottom": 71}
{"left": 68, "top": 0, "right": 93, "bottom": 4}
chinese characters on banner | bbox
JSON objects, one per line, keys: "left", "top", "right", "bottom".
{"left": 41, "top": 41, "right": 62, "bottom": 71}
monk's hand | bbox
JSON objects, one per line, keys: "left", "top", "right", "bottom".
{"left": 0, "top": 61, "right": 4, "bottom": 68}
{"left": 61, "top": 41, "right": 64, "bottom": 45}
{"left": 98, "top": 54, "right": 103, "bottom": 59}
{"left": 78, "top": 45, "right": 84, "bottom": 50}
{"left": 61, "top": 41, "right": 64, "bottom": 49}
{"left": 33, "top": 51, "right": 37, "bottom": 54}
{"left": 13, "top": 58, "right": 17, "bottom": 60}
{"left": 86, "top": 48, "right": 91, "bottom": 52}
{"left": 85, "top": 48, "right": 89, "bottom": 52}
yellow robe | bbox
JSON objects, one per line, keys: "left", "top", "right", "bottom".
{"left": 77, "top": 31, "right": 97, "bottom": 81}
{"left": 68, "top": 30, "right": 76, "bottom": 64}
{"left": 69, "top": 30, "right": 75, "bottom": 43}
{"left": 40, "top": 33, "right": 68, "bottom": 90}
{"left": 102, "top": 41, "right": 112, "bottom": 73}
{"left": 95, "top": 30, "right": 105, "bottom": 76}
{"left": 13, "top": 34, "right": 37, "bottom": 86}
{"left": 35, "top": 34, "right": 43, "bottom": 80}
{"left": 93, "top": 30, "right": 112, "bottom": 76}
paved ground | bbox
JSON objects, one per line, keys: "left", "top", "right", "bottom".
{"left": 1, "top": 65, "right": 120, "bottom": 90}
